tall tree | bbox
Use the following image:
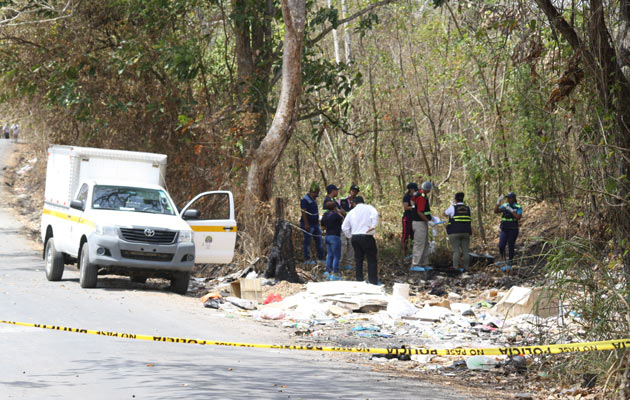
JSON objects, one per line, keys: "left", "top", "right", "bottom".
{"left": 533, "top": 0, "right": 630, "bottom": 275}
{"left": 246, "top": 0, "right": 306, "bottom": 201}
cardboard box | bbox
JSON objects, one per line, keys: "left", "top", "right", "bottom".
{"left": 493, "top": 286, "right": 558, "bottom": 318}
{"left": 230, "top": 278, "right": 263, "bottom": 303}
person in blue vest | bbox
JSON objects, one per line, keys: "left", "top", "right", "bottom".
{"left": 444, "top": 192, "right": 472, "bottom": 272}
{"left": 494, "top": 192, "right": 522, "bottom": 271}
{"left": 300, "top": 182, "right": 325, "bottom": 264}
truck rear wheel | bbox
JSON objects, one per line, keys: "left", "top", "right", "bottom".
{"left": 45, "top": 238, "right": 65, "bottom": 281}
{"left": 170, "top": 272, "right": 190, "bottom": 295}
{"left": 79, "top": 242, "right": 98, "bottom": 288}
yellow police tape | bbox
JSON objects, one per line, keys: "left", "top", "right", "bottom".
{"left": 2, "top": 319, "right": 629, "bottom": 356}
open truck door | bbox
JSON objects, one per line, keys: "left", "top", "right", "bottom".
{"left": 181, "top": 191, "right": 236, "bottom": 264}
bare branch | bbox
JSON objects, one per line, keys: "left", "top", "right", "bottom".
{"left": 0, "top": 0, "right": 74, "bottom": 26}
{"left": 306, "top": 0, "right": 398, "bottom": 47}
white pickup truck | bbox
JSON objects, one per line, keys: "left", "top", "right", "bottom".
{"left": 40, "top": 145, "right": 237, "bottom": 294}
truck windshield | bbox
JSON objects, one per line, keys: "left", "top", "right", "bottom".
{"left": 91, "top": 185, "right": 175, "bottom": 215}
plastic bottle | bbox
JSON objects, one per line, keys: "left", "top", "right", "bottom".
{"left": 466, "top": 355, "right": 497, "bottom": 370}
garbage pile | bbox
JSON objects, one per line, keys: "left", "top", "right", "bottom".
{"left": 200, "top": 277, "right": 575, "bottom": 367}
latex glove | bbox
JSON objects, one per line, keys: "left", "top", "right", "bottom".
{"left": 496, "top": 194, "right": 505, "bottom": 205}
{"left": 428, "top": 221, "right": 435, "bottom": 227}
{"left": 505, "top": 206, "right": 515, "bottom": 213}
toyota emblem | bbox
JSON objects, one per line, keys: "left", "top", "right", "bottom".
{"left": 144, "top": 228, "right": 155, "bottom": 237}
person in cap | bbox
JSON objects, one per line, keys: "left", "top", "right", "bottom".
{"left": 339, "top": 185, "right": 360, "bottom": 270}
{"left": 342, "top": 196, "right": 380, "bottom": 285}
{"left": 401, "top": 182, "right": 419, "bottom": 261}
{"left": 300, "top": 182, "right": 325, "bottom": 264}
{"left": 444, "top": 192, "right": 472, "bottom": 272}
{"left": 494, "top": 192, "right": 522, "bottom": 271}
{"left": 340, "top": 185, "right": 360, "bottom": 213}
{"left": 322, "top": 184, "right": 345, "bottom": 217}
{"left": 410, "top": 181, "right": 433, "bottom": 273}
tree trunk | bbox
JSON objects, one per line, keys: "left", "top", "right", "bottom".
{"left": 265, "top": 198, "right": 302, "bottom": 283}
{"left": 232, "top": 0, "right": 274, "bottom": 149}
{"left": 246, "top": 0, "right": 306, "bottom": 201}
{"left": 367, "top": 57, "right": 382, "bottom": 199}
{"left": 233, "top": 0, "right": 254, "bottom": 90}
{"left": 533, "top": 0, "right": 630, "bottom": 276}
{"left": 327, "top": 0, "right": 341, "bottom": 64}
{"left": 620, "top": 1, "right": 630, "bottom": 82}
{"left": 474, "top": 176, "right": 487, "bottom": 245}
{"left": 264, "top": 221, "right": 303, "bottom": 283}
{"left": 294, "top": 148, "right": 302, "bottom": 195}
{"left": 341, "top": 0, "right": 352, "bottom": 63}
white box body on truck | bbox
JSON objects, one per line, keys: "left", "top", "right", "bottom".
{"left": 41, "top": 145, "right": 237, "bottom": 294}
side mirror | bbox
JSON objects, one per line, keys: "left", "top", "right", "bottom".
{"left": 70, "top": 199, "right": 85, "bottom": 211}
{"left": 182, "top": 209, "right": 200, "bottom": 220}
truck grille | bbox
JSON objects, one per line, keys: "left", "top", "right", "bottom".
{"left": 120, "top": 250, "right": 174, "bottom": 262}
{"left": 119, "top": 228, "right": 177, "bottom": 244}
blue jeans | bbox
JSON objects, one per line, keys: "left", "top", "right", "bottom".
{"left": 325, "top": 235, "right": 342, "bottom": 273}
{"left": 499, "top": 229, "right": 519, "bottom": 263}
{"left": 302, "top": 223, "right": 324, "bottom": 260}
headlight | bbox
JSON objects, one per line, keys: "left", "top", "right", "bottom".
{"left": 178, "top": 230, "right": 193, "bottom": 243}
{"left": 94, "top": 224, "right": 118, "bottom": 236}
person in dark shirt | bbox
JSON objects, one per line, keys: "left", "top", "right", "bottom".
{"left": 322, "top": 200, "right": 344, "bottom": 280}
{"left": 322, "top": 184, "right": 345, "bottom": 216}
{"left": 340, "top": 185, "right": 359, "bottom": 213}
{"left": 340, "top": 185, "right": 360, "bottom": 270}
{"left": 300, "top": 182, "right": 325, "bottom": 264}
{"left": 401, "top": 182, "right": 418, "bottom": 261}
{"left": 494, "top": 192, "right": 523, "bottom": 271}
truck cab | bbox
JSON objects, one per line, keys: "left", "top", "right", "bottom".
{"left": 41, "top": 146, "right": 236, "bottom": 294}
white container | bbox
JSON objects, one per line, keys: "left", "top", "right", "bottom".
{"left": 44, "top": 145, "right": 167, "bottom": 208}
{"left": 392, "top": 283, "right": 410, "bottom": 299}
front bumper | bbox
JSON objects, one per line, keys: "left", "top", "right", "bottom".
{"left": 87, "top": 234, "right": 194, "bottom": 272}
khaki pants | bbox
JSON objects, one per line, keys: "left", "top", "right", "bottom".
{"left": 412, "top": 221, "right": 429, "bottom": 266}
{"left": 449, "top": 233, "right": 470, "bottom": 269}
{"left": 341, "top": 235, "right": 354, "bottom": 267}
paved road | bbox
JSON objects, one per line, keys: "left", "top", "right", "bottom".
{"left": 0, "top": 138, "right": 467, "bottom": 399}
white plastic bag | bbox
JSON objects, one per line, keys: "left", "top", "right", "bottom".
{"left": 387, "top": 295, "right": 419, "bottom": 319}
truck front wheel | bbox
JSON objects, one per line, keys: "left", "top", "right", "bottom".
{"left": 170, "top": 272, "right": 190, "bottom": 295}
{"left": 44, "top": 238, "right": 65, "bottom": 281}
{"left": 79, "top": 242, "right": 98, "bottom": 288}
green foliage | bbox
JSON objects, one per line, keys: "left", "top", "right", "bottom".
{"left": 355, "top": 13, "right": 379, "bottom": 38}
{"left": 309, "top": 6, "right": 339, "bottom": 29}
{"left": 541, "top": 237, "right": 630, "bottom": 387}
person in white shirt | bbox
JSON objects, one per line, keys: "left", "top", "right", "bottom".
{"left": 341, "top": 196, "right": 380, "bottom": 284}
